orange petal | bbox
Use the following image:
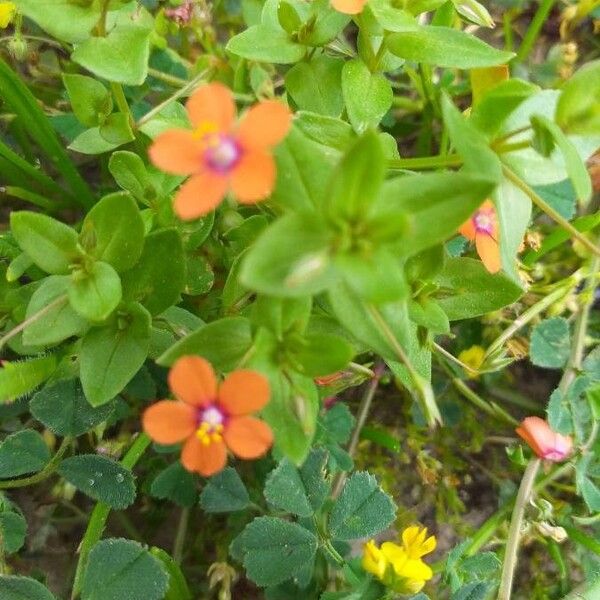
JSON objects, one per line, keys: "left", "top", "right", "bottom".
{"left": 168, "top": 356, "right": 218, "bottom": 407}
{"left": 218, "top": 370, "right": 270, "bottom": 416}
{"left": 186, "top": 83, "right": 235, "bottom": 131}
{"left": 230, "top": 149, "right": 275, "bottom": 204}
{"left": 517, "top": 417, "right": 554, "bottom": 457}
{"left": 173, "top": 172, "right": 228, "bottom": 220}
{"left": 475, "top": 233, "right": 501, "bottom": 273}
{"left": 237, "top": 101, "right": 292, "bottom": 150}
{"left": 180, "top": 435, "right": 227, "bottom": 476}
{"left": 149, "top": 130, "right": 202, "bottom": 176}
{"left": 224, "top": 416, "right": 273, "bottom": 459}
{"left": 142, "top": 400, "right": 196, "bottom": 445}
{"left": 330, "top": 0, "right": 367, "bottom": 14}
{"left": 458, "top": 218, "right": 476, "bottom": 241}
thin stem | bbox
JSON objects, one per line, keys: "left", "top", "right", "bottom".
{"left": 136, "top": 69, "right": 209, "bottom": 128}
{"left": 71, "top": 433, "right": 151, "bottom": 599}
{"left": 172, "top": 507, "right": 190, "bottom": 565}
{"left": 516, "top": 0, "right": 557, "bottom": 63}
{"left": 485, "top": 280, "right": 578, "bottom": 360}
{"left": 2, "top": 185, "right": 66, "bottom": 211}
{"left": 0, "top": 436, "right": 72, "bottom": 489}
{"left": 497, "top": 458, "right": 542, "bottom": 600}
{"left": 432, "top": 342, "right": 480, "bottom": 375}
{"left": 388, "top": 153, "right": 463, "bottom": 171}
{"left": 502, "top": 165, "right": 600, "bottom": 257}
{"left": 331, "top": 364, "right": 384, "bottom": 499}
{"left": 0, "top": 295, "right": 68, "bottom": 351}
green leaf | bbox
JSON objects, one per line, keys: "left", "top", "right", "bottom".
{"left": 386, "top": 25, "right": 514, "bottom": 68}
{"left": 69, "top": 262, "right": 122, "bottom": 322}
{"left": 375, "top": 171, "right": 495, "bottom": 255}
{"left": 99, "top": 112, "right": 135, "bottom": 146}
{"left": 328, "top": 471, "right": 396, "bottom": 541}
{"left": 149, "top": 547, "right": 192, "bottom": 600}
{"left": 0, "top": 355, "right": 57, "bottom": 403}
{"left": 82, "top": 538, "right": 169, "bottom": 600}
{"left": 0, "top": 430, "right": 50, "bottom": 478}
{"left": 108, "top": 151, "right": 156, "bottom": 204}
{"left": 22, "top": 276, "right": 88, "bottom": 347}
{"left": 80, "top": 302, "right": 151, "bottom": 406}
{"left": 0, "top": 511, "right": 26, "bottom": 554}
{"left": 285, "top": 55, "right": 344, "bottom": 117}
{"left": 157, "top": 317, "right": 252, "bottom": 371}
{"left": 293, "top": 333, "right": 354, "bottom": 377}
{"left": 556, "top": 60, "right": 600, "bottom": 135}
{"left": 342, "top": 59, "right": 393, "bottom": 133}
{"left": 237, "top": 516, "right": 318, "bottom": 587}
{"left": 327, "top": 130, "right": 385, "bottom": 221}
{"left": 303, "top": 0, "right": 351, "bottom": 45}
{"left": 432, "top": 257, "right": 522, "bottom": 320}
{"left": 530, "top": 317, "right": 571, "bottom": 369}
{"left": 63, "top": 74, "right": 112, "bottom": 128}
{"left": 226, "top": 25, "right": 306, "bottom": 63}
{"left": 72, "top": 23, "right": 152, "bottom": 86}
{"left": 200, "top": 467, "right": 250, "bottom": 512}
{"left": 69, "top": 126, "right": 124, "bottom": 155}
{"left": 81, "top": 192, "right": 145, "bottom": 272}
{"left": 58, "top": 455, "right": 136, "bottom": 510}
{"left": 318, "top": 404, "right": 355, "bottom": 445}
{"left": 13, "top": 0, "right": 100, "bottom": 43}
{"left": 369, "top": 0, "right": 417, "bottom": 32}
{"left": 30, "top": 379, "right": 114, "bottom": 437}
{"left": 240, "top": 213, "right": 337, "bottom": 297}
{"left": 530, "top": 115, "right": 592, "bottom": 205}
{"left": 0, "top": 575, "right": 56, "bottom": 600}
{"left": 452, "top": 582, "right": 492, "bottom": 600}
{"left": 10, "top": 211, "right": 78, "bottom": 275}
{"left": 441, "top": 94, "right": 501, "bottom": 182}
{"left": 150, "top": 462, "right": 197, "bottom": 508}
{"left": 121, "top": 229, "right": 186, "bottom": 315}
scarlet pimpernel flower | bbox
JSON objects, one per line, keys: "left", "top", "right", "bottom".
{"left": 0, "top": 2, "right": 16, "bottom": 28}
{"left": 149, "top": 82, "right": 292, "bottom": 220}
{"left": 516, "top": 416, "right": 573, "bottom": 462}
{"left": 143, "top": 356, "right": 273, "bottom": 477}
{"left": 362, "top": 526, "right": 436, "bottom": 594}
{"left": 459, "top": 200, "right": 501, "bottom": 274}
{"left": 331, "top": 0, "right": 367, "bottom": 14}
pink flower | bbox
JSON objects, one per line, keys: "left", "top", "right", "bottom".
{"left": 516, "top": 417, "right": 573, "bottom": 462}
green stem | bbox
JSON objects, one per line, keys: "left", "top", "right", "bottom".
{"left": 516, "top": 0, "right": 557, "bottom": 63}
{"left": 388, "top": 153, "right": 463, "bottom": 171}
{"left": 0, "top": 436, "right": 72, "bottom": 489}
{"left": 497, "top": 458, "right": 542, "bottom": 600}
{"left": 71, "top": 433, "right": 151, "bottom": 599}
{"left": 502, "top": 165, "right": 600, "bottom": 258}
{"left": 172, "top": 507, "right": 190, "bottom": 565}
{"left": 2, "top": 185, "right": 65, "bottom": 211}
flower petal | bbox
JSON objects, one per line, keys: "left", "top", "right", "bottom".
{"left": 230, "top": 149, "right": 275, "bottom": 204}
{"left": 224, "top": 416, "right": 273, "bottom": 459}
{"left": 149, "top": 130, "right": 202, "bottom": 175}
{"left": 458, "top": 218, "right": 476, "bottom": 241}
{"left": 173, "top": 172, "right": 228, "bottom": 220}
{"left": 180, "top": 435, "right": 227, "bottom": 477}
{"left": 168, "top": 355, "right": 218, "bottom": 407}
{"left": 218, "top": 370, "right": 270, "bottom": 416}
{"left": 237, "top": 101, "right": 292, "bottom": 150}
{"left": 330, "top": 0, "right": 367, "bottom": 14}
{"left": 186, "top": 82, "right": 235, "bottom": 131}
{"left": 475, "top": 233, "right": 501, "bottom": 273}
{"left": 142, "top": 400, "right": 196, "bottom": 444}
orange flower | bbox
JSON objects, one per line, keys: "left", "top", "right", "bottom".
{"left": 331, "top": 0, "right": 367, "bottom": 14}
{"left": 458, "top": 200, "right": 501, "bottom": 274}
{"left": 516, "top": 417, "right": 573, "bottom": 462}
{"left": 149, "top": 83, "right": 292, "bottom": 220}
{"left": 143, "top": 356, "right": 273, "bottom": 477}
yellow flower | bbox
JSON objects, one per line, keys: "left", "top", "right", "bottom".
{"left": 458, "top": 345, "right": 486, "bottom": 379}
{"left": 361, "top": 527, "right": 437, "bottom": 594}
{"left": 362, "top": 540, "right": 387, "bottom": 579}
{"left": 0, "top": 2, "right": 15, "bottom": 28}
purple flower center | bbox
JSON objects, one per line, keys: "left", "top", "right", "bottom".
{"left": 204, "top": 135, "right": 241, "bottom": 173}
{"left": 199, "top": 405, "right": 226, "bottom": 430}
{"left": 473, "top": 211, "right": 494, "bottom": 235}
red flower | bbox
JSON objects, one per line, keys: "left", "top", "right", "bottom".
{"left": 149, "top": 83, "right": 292, "bottom": 220}
{"left": 516, "top": 417, "right": 573, "bottom": 462}
{"left": 459, "top": 200, "right": 501, "bottom": 273}
{"left": 143, "top": 356, "right": 273, "bottom": 476}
